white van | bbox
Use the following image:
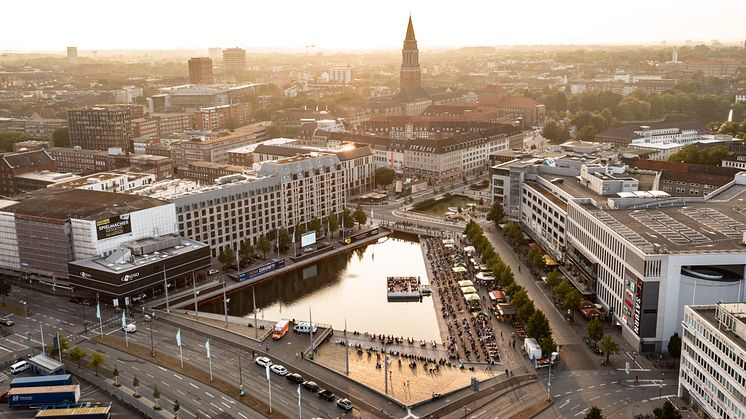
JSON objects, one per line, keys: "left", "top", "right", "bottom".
{"left": 207, "top": 269, "right": 220, "bottom": 276}
{"left": 10, "top": 360, "right": 30, "bottom": 374}
{"left": 293, "top": 322, "right": 318, "bottom": 334}
{"left": 123, "top": 323, "right": 137, "bottom": 333}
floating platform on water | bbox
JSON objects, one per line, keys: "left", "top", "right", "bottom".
{"left": 387, "top": 276, "right": 430, "bottom": 301}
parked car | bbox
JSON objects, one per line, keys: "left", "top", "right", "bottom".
{"left": 0, "top": 318, "right": 14, "bottom": 326}
{"left": 285, "top": 373, "right": 304, "bottom": 384}
{"left": 337, "top": 398, "right": 353, "bottom": 411}
{"left": 207, "top": 269, "right": 220, "bottom": 276}
{"left": 318, "top": 389, "right": 335, "bottom": 401}
{"left": 302, "top": 381, "right": 320, "bottom": 392}
{"left": 270, "top": 364, "right": 287, "bottom": 376}
{"left": 255, "top": 356, "right": 272, "bottom": 367}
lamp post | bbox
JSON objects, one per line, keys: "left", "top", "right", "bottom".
{"left": 149, "top": 319, "right": 155, "bottom": 357}
{"left": 222, "top": 282, "right": 230, "bottom": 328}
{"left": 163, "top": 265, "right": 170, "bottom": 314}
{"left": 192, "top": 271, "right": 199, "bottom": 318}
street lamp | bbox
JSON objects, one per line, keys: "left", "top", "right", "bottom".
{"left": 222, "top": 282, "right": 230, "bottom": 328}
{"left": 149, "top": 319, "right": 155, "bottom": 357}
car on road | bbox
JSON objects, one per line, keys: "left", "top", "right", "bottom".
{"left": 123, "top": 323, "right": 136, "bottom": 333}
{"left": 255, "top": 356, "right": 272, "bottom": 367}
{"left": 270, "top": 364, "right": 287, "bottom": 376}
{"left": 337, "top": 398, "right": 353, "bottom": 411}
{"left": 0, "top": 317, "right": 14, "bottom": 326}
{"left": 318, "top": 389, "right": 335, "bottom": 401}
{"left": 302, "top": 381, "right": 320, "bottom": 392}
{"left": 285, "top": 373, "right": 304, "bottom": 384}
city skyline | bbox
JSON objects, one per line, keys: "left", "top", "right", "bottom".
{"left": 3, "top": 0, "right": 746, "bottom": 52}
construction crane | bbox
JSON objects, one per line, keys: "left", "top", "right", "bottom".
{"left": 305, "top": 44, "right": 315, "bottom": 56}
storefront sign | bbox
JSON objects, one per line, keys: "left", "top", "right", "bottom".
{"left": 96, "top": 214, "right": 132, "bottom": 240}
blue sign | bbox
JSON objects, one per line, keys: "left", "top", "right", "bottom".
{"left": 239, "top": 259, "right": 286, "bottom": 282}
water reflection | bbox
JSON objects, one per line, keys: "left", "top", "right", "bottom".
{"left": 204, "top": 233, "right": 440, "bottom": 341}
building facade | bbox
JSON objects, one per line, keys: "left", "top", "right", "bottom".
{"left": 68, "top": 106, "right": 138, "bottom": 152}
{"left": 169, "top": 122, "right": 268, "bottom": 169}
{"left": 222, "top": 48, "right": 246, "bottom": 72}
{"left": 188, "top": 57, "right": 215, "bottom": 85}
{"left": 679, "top": 303, "right": 746, "bottom": 419}
{"left": 0, "top": 149, "right": 56, "bottom": 196}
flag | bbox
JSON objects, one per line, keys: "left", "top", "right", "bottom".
{"left": 176, "top": 329, "right": 181, "bottom": 347}
{"left": 121, "top": 310, "right": 126, "bottom": 328}
{"left": 205, "top": 338, "right": 211, "bottom": 359}
{"left": 96, "top": 303, "right": 101, "bottom": 319}
{"left": 265, "top": 362, "right": 270, "bottom": 380}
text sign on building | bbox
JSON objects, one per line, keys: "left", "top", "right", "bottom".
{"left": 239, "top": 259, "right": 286, "bottom": 282}
{"left": 301, "top": 231, "right": 317, "bottom": 248}
{"left": 96, "top": 214, "right": 132, "bottom": 240}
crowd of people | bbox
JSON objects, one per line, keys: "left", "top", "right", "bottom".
{"left": 425, "top": 237, "right": 500, "bottom": 365}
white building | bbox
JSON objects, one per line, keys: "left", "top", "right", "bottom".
{"left": 113, "top": 86, "right": 144, "bottom": 104}
{"left": 680, "top": 303, "right": 746, "bottom": 418}
{"left": 328, "top": 66, "right": 352, "bottom": 84}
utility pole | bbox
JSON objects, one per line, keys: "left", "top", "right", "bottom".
{"left": 223, "top": 282, "right": 230, "bottom": 328}
{"left": 163, "top": 265, "right": 170, "bottom": 314}
{"left": 192, "top": 271, "right": 199, "bottom": 318}
{"left": 149, "top": 319, "right": 155, "bottom": 357}
{"left": 344, "top": 318, "right": 349, "bottom": 375}
{"left": 252, "top": 287, "right": 258, "bottom": 339}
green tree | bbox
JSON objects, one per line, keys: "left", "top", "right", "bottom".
{"left": 554, "top": 280, "right": 572, "bottom": 300}
{"left": 0, "top": 131, "right": 30, "bottom": 152}
{"left": 48, "top": 333, "right": 70, "bottom": 358}
{"left": 353, "top": 205, "right": 367, "bottom": 226}
{"left": 173, "top": 399, "right": 181, "bottom": 418}
{"left": 0, "top": 278, "right": 11, "bottom": 306}
{"left": 307, "top": 218, "right": 322, "bottom": 235}
{"left": 527, "top": 311, "right": 551, "bottom": 341}
{"left": 133, "top": 375, "right": 140, "bottom": 398}
{"left": 517, "top": 300, "right": 536, "bottom": 324}
{"left": 218, "top": 247, "right": 236, "bottom": 268}
{"left": 52, "top": 127, "right": 70, "bottom": 147}
{"left": 374, "top": 167, "right": 396, "bottom": 187}
{"left": 153, "top": 386, "right": 161, "bottom": 410}
{"left": 113, "top": 366, "right": 120, "bottom": 386}
{"left": 599, "top": 336, "right": 619, "bottom": 365}
{"left": 327, "top": 213, "right": 339, "bottom": 236}
{"left": 562, "top": 289, "right": 581, "bottom": 320}
{"left": 278, "top": 228, "right": 291, "bottom": 251}
{"left": 545, "top": 269, "right": 562, "bottom": 289}
{"left": 668, "top": 332, "right": 681, "bottom": 358}
{"left": 653, "top": 400, "right": 682, "bottom": 419}
{"left": 541, "top": 120, "right": 571, "bottom": 141}
{"left": 539, "top": 335, "right": 557, "bottom": 357}
{"left": 342, "top": 208, "right": 354, "bottom": 230}
{"left": 584, "top": 406, "right": 604, "bottom": 419}
{"left": 238, "top": 240, "right": 255, "bottom": 265}
{"left": 256, "top": 235, "right": 271, "bottom": 258}
{"left": 586, "top": 318, "right": 604, "bottom": 346}
{"left": 89, "top": 351, "right": 105, "bottom": 376}
{"left": 486, "top": 201, "right": 504, "bottom": 226}
{"left": 68, "top": 346, "right": 87, "bottom": 367}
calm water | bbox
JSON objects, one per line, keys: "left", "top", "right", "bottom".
{"left": 204, "top": 234, "right": 441, "bottom": 341}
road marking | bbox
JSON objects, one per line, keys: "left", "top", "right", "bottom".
{"left": 238, "top": 413, "right": 248, "bottom": 419}
{"left": 570, "top": 404, "right": 580, "bottom": 411}
{"left": 132, "top": 366, "right": 140, "bottom": 371}
{"left": 158, "top": 366, "right": 167, "bottom": 372}
{"left": 190, "top": 382, "right": 199, "bottom": 389}
{"left": 0, "top": 345, "right": 12, "bottom": 353}
{"left": 205, "top": 391, "right": 214, "bottom": 398}
{"left": 145, "top": 373, "right": 154, "bottom": 378}
{"left": 161, "top": 381, "right": 170, "bottom": 387}
{"left": 611, "top": 381, "right": 617, "bottom": 384}
{"left": 575, "top": 408, "right": 588, "bottom": 417}
{"left": 604, "top": 392, "right": 611, "bottom": 396}
{"left": 589, "top": 395, "right": 600, "bottom": 401}
{"left": 177, "top": 390, "right": 186, "bottom": 396}
{"left": 173, "top": 374, "right": 183, "bottom": 380}
{"left": 558, "top": 400, "right": 570, "bottom": 409}
{"left": 519, "top": 393, "right": 530, "bottom": 400}
{"left": 220, "top": 395, "right": 234, "bottom": 404}
{"left": 210, "top": 402, "right": 223, "bottom": 412}
{"left": 588, "top": 385, "right": 595, "bottom": 389}
{"left": 221, "top": 402, "right": 231, "bottom": 409}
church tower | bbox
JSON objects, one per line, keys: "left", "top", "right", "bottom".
{"left": 400, "top": 16, "right": 422, "bottom": 90}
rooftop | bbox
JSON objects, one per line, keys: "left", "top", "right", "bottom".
{"left": 691, "top": 303, "right": 746, "bottom": 353}
{"left": 70, "top": 235, "right": 207, "bottom": 275}
{"left": 6, "top": 189, "right": 167, "bottom": 221}
{"left": 579, "top": 182, "right": 746, "bottom": 254}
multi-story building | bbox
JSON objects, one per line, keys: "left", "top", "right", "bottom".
{"left": 131, "top": 117, "right": 159, "bottom": 139}
{"left": 66, "top": 46, "right": 78, "bottom": 64}
{"left": 222, "top": 48, "right": 246, "bottom": 73}
{"left": 328, "top": 66, "right": 352, "bottom": 84}
{"left": 129, "top": 153, "right": 347, "bottom": 257}
{"left": 684, "top": 60, "right": 745, "bottom": 77}
{"left": 132, "top": 113, "right": 193, "bottom": 139}
{"left": 0, "top": 188, "right": 179, "bottom": 281}
{"left": 179, "top": 161, "right": 245, "bottom": 183}
{"left": 188, "top": 57, "right": 215, "bottom": 85}
{"left": 679, "top": 303, "right": 746, "bottom": 418}
{"left": 153, "top": 84, "right": 259, "bottom": 113}
{"left": 169, "top": 122, "right": 269, "bottom": 169}
{"left": 0, "top": 116, "right": 67, "bottom": 140}
{"left": 595, "top": 122, "right": 709, "bottom": 148}
{"left": 48, "top": 147, "right": 130, "bottom": 175}
{"left": 477, "top": 85, "right": 546, "bottom": 127}
{"left": 112, "top": 86, "right": 144, "bottom": 104}
{"left": 68, "top": 105, "right": 141, "bottom": 152}
{"left": 127, "top": 154, "right": 174, "bottom": 181}
{"left": 194, "top": 103, "right": 252, "bottom": 130}
{"left": 492, "top": 151, "right": 746, "bottom": 352}
{"left": 0, "top": 149, "right": 56, "bottom": 196}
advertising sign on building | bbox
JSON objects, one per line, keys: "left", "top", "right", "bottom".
{"left": 239, "top": 259, "right": 286, "bottom": 282}
{"left": 96, "top": 214, "right": 132, "bottom": 240}
{"left": 301, "top": 231, "right": 317, "bottom": 248}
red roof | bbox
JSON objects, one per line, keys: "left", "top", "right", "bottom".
{"left": 498, "top": 96, "right": 543, "bottom": 108}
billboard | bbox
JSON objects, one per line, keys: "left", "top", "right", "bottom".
{"left": 301, "top": 231, "right": 317, "bottom": 248}
{"left": 239, "top": 259, "right": 286, "bottom": 282}
{"left": 96, "top": 214, "right": 132, "bottom": 240}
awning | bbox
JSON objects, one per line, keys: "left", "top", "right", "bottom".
{"left": 476, "top": 272, "right": 496, "bottom": 281}
{"left": 452, "top": 266, "right": 468, "bottom": 273}
{"left": 461, "top": 286, "right": 477, "bottom": 294}
{"left": 489, "top": 290, "right": 506, "bottom": 301}
{"left": 543, "top": 255, "right": 559, "bottom": 266}
{"left": 464, "top": 293, "right": 480, "bottom": 301}
{"left": 458, "top": 280, "right": 474, "bottom": 287}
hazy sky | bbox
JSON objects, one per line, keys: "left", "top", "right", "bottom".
{"left": 4, "top": 0, "right": 745, "bottom": 51}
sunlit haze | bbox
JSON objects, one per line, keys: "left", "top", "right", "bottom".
{"left": 4, "top": 0, "right": 746, "bottom": 51}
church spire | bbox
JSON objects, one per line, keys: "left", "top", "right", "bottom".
{"left": 405, "top": 15, "right": 416, "bottom": 41}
